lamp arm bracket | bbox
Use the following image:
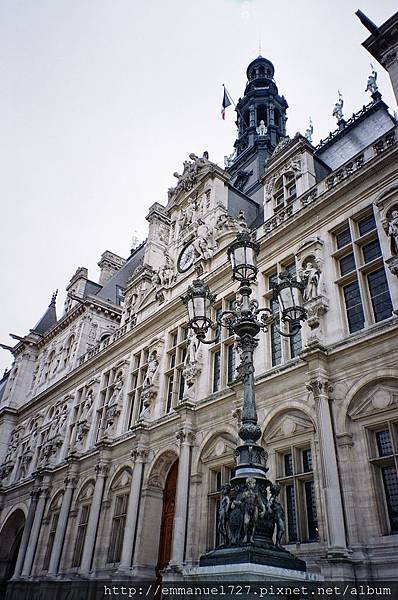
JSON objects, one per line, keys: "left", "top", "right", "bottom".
{"left": 197, "top": 324, "right": 221, "bottom": 345}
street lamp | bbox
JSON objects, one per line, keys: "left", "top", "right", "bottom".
{"left": 181, "top": 230, "right": 307, "bottom": 570}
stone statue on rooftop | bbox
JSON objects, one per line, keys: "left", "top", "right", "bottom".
{"left": 332, "top": 91, "right": 344, "bottom": 122}
{"left": 305, "top": 117, "right": 313, "bottom": 143}
{"left": 365, "top": 64, "right": 378, "bottom": 95}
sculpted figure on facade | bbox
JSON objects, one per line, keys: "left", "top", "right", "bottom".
{"left": 302, "top": 261, "right": 321, "bottom": 301}
{"left": 104, "top": 372, "right": 124, "bottom": 436}
{"left": 139, "top": 351, "right": 160, "bottom": 420}
{"left": 168, "top": 152, "right": 211, "bottom": 198}
{"left": 192, "top": 220, "right": 218, "bottom": 261}
{"left": 256, "top": 120, "right": 267, "bottom": 136}
{"left": 387, "top": 210, "right": 398, "bottom": 255}
{"left": 153, "top": 253, "right": 175, "bottom": 289}
{"left": 182, "top": 330, "right": 202, "bottom": 401}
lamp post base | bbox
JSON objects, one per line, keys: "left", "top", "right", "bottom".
{"left": 199, "top": 543, "right": 306, "bottom": 572}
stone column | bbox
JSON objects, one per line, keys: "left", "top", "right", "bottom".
{"left": 169, "top": 429, "right": 195, "bottom": 567}
{"left": 306, "top": 378, "right": 348, "bottom": 555}
{"left": 118, "top": 447, "right": 148, "bottom": 572}
{"left": 21, "top": 486, "right": 49, "bottom": 577}
{"left": 47, "top": 472, "right": 77, "bottom": 576}
{"left": 12, "top": 490, "right": 39, "bottom": 578}
{"left": 79, "top": 462, "right": 109, "bottom": 575}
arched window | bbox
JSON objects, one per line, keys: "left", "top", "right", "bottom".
{"left": 199, "top": 433, "right": 236, "bottom": 549}
{"left": 45, "top": 351, "right": 56, "bottom": 380}
{"left": 264, "top": 410, "right": 319, "bottom": 544}
{"left": 347, "top": 378, "right": 398, "bottom": 534}
{"left": 106, "top": 469, "right": 131, "bottom": 564}
{"left": 71, "top": 481, "right": 95, "bottom": 568}
{"left": 274, "top": 109, "right": 280, "bottom": 126}
{"left": 42, "top": 492, "right": 63, "bottom": 571}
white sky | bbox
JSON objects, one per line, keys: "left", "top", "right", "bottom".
{"left": 1, "top": 0, "right": 397, "bottom": 375}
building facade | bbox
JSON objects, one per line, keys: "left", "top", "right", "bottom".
{"left": 1, "top": 11, "right": 398, "bottom": 587}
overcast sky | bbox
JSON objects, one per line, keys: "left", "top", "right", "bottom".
{"left": 1, "top": 0, "right": 397, "bottom": 375}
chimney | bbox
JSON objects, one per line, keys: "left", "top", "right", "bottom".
{"left": 98, "top": 251, "right": 126, "bottom": 286}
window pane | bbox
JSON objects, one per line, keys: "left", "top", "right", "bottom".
{"left": 213, "top": 351, "right": 221, "bottom": 392}
{"left": 382, "top": 466, "right": 398, "bottom": 532}
{"left": 289, "top": 325, "right": 302, "bottom": 358}
{"left": 227, "top": 345, "right": 236, "bottom": 383}
{"left": 343, "top": 280, "right": 365, "bottom": 333}
{"left": 358, "top": 213, "right": 376, "bottom": 236}
{"left": 286, "top": 485, "right": 298, "bottom": 541}
{"left": 376, "top": 430, "right": 393, "bottom": 457}
{"left": 367, "top": 268, "right": 393, "bottom": 323}
{"left": 271, "top": 298, "right": 282, "bottom": 367}
{"left": 339, "top": 253, "right": 355, "bottom": 275}
{"left": 304, "top": 481, "right": 318, "bottom": 540}
{"left": 303, "top": 448, "right": 312, "bottom": 472}
{"left": 285, "top": 262, "right": 296, "bottom": 277}
{"left": 166, "top": 375, "right": 174, "bottom": 413}
{"left": 362, "top": 239, "right": 381, "bottom": 263}
{"left": 178, "top": 372, "right": 185, "bottom": 402}
{"left": 336, "top": 228, "right": 351, "bottom": 249}
{"left": 284, "top": 453, "right": 293, "bottom": 476}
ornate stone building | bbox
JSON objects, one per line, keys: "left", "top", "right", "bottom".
{"left": 1, "top": 10, "right": 398, "bottom": 587}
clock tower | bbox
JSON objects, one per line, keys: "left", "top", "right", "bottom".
{"left": 226, "top": 56, "right": 288, "bottom": 205}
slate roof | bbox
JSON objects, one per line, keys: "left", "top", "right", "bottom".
{"left": 31, "top": 293, "right": 58, "bottom": 336}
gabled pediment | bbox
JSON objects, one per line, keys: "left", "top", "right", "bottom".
{"left": 265, "top": 411, "right": 314, "bottom": 442}
{"left": 348, "top": 384, "right": 398, "bottom": 420}
{"left": 201, "top": 435, "right": 236, "bottom": 464}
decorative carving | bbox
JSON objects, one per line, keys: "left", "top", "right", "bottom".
{"left": 176, "top": 429, "right": 196, "bottom": 445}
{"left": 386, "top": 209, "right": 398, "bottom": 255}
{"left": 168, "top": 151, "right": 210, "bottom": 199}
{"left": 305, "top": 295, "right": 329, "bottom": 330}
{"left": 306, "top": 378, "right": 333, "bottom": 397}
{"left": 152, "top": 253, "right": 176, "bottom": 289}
{"left": 218, "top": 483, "right": 232, "bottom": 545}
{"left": 103, "top": 371, "right": 124, "bottom": 436}
{"left": 301, "top": 261, "right": 321, "bottom": 301}
{"left": 256, "top": 120, "right": 267, "bottom": 136}
{"left": 139, "top": 351, "right": 160, "bottom": 420}
{"left": 192, "top": 220, "right": 218, "bottom": 261}
{"left": 181, "top": 330, "right": 202, "bottom": 401}
{"left": 269, "top": 484, "right": 285, "bottom": 547}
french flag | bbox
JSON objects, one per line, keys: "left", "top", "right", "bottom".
{"left": 221, "top": 86, "right": 232, "bottom": 120}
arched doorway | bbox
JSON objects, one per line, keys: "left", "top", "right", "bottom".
{"left": 0, "top": 509, "right": 25, "bottom": 581}
{"left": 156, "top": 460, "right": 178, "bottom": 575}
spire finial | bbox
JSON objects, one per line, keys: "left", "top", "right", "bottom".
{"left": 50, "top": 290, "right": 58, "bottom": 306}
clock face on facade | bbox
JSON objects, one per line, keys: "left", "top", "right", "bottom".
{"left": 177, "top": 242, "right": 196, "bottom": 273}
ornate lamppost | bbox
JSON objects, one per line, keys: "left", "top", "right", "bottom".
{"left": 182, "top": 231, "right": 307, "bottom": 571}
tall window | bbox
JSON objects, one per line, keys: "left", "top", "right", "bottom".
{"left": 210, "top": 296, "right": 237, "bottom": 393}
{"left": 367, "top": 423, "right": 398, "bottom": 533}
{"left": 43, "top": 511, "right": 60, "bottom": 570}
{"left": 272, "top": 172, "right": 297, "bottom": 210}
{"left": 276, "top": 445, "right": 318, "bottom": 543}
{"left": 164, "top": 326, "right": 188, "bottom": 413}
{"left": 71, "top": 504, "right": 91, "bottom": 567}
{"left": 207, "top": 465, "right": 232, "bottom": 548}
{"left": 333, "top": 208, "right": 393, "bottom": 334}
{"left": 95, "top": 368, "right": 124, "bottom": 440}
{"left": 107, "top": 493, "right": 129, "bottom": 563}
{"left": 264, "top": 261, "right": 302, "bottom": 367}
